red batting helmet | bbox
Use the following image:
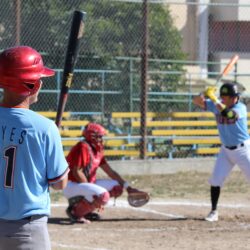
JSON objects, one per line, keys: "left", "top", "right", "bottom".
{"left": 83, "top": 123, "right": 107, "bottom": 151}
{"left": 0, "top": 46, "right": 55, "bottom": 96}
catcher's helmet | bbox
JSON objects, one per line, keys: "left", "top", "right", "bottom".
{"left": 0, "top": 46, "right": 55, "bottom": 96}
{"left": 219, "top": 82, "right": 239, "bottom": 97}
{"left": 83, "top": 123, "right": 107, "bottom": 151}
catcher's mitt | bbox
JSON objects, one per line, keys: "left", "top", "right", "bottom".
{"left": 127, "top": 188, "right": 150, "bottom": 207}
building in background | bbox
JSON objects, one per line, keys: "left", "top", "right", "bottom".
{"left": 168, "top": 0, "right": 250, "bottom": 92}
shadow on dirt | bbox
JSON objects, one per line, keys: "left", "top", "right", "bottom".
{"left": 48, "top": 217, "right": 75, "bottom": 225}
{"left": 47, "top": 216, "right": 204, "bottom": 225}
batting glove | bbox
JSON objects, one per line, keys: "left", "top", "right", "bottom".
{"left": 204, "top": 86, "right": 219, "bottom": 103}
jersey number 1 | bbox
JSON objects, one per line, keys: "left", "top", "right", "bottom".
{"left": 4, "top": 146, "right": 17, "bottom": 188}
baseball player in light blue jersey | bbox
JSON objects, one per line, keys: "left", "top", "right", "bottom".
{"left": 193, "top": 82, "right": 250, "bottom": 222}
{"left": 0, "top": 46, "right": 69, "bottom": 250}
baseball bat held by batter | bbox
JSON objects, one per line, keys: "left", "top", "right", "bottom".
{"left": 55, "top": 10, "right": 87, "bottom": 127}
{"left": 215, "top": 54, "right": 239, "bottom": 86}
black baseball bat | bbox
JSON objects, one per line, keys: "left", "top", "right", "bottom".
{"left": 55, "top": 10, "right": 87, "bottom": 127}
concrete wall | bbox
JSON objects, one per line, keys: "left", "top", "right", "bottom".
{"left": 211, "top": 0, "right": 250, "bottom": 21}
{"left": 97, "top": 158, "right": 216, "bottom": 177}
{"left": 168, "top": 2, "right": 198, "bottom": 60}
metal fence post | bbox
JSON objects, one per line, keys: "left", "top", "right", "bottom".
{"left": 140, "top": 0, "right": 149, "bottom": 159}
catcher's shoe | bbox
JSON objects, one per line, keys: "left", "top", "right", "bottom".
{"left": 205, "top": 210, "right": 218, "bottom": 222}
{"left": 66, "top": 207, "right": 91, "bottom": 224}
{"left": 85, "top": 212, "right": 101, "bottom": 221}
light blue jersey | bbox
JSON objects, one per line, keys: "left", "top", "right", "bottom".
{"left": 0, "top": 107, "right": 68, "bottom": 220}
{"left": 206, "top": 100, "right": 249, "bottom": 146}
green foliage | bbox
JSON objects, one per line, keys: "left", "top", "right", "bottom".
{"left": 2, "top": 0, "right": 187, "bottom": 112}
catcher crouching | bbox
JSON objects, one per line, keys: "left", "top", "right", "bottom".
{"left": 63, "top": 123, "right": 149, "bottom": 223}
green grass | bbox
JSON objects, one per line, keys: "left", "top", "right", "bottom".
{"left": 50, "top": 170, "right": 250, "bottom": 202}
{"left": 50, "top": 190, "right": 64, "bottom": 202}
{"left": 124, "top": 170, "right": 250, "bottom": 199}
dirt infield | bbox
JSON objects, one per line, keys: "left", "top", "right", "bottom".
{"left": 49, "top": 170, "right": 250, "bottom": 250}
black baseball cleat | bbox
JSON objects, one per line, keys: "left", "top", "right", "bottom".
{"left": 84, "top": 212, "right": 101, "bottom": 221}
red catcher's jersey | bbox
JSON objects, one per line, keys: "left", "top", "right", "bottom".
{"left": 66, "top": 141, "right": 107, "bottom": 183}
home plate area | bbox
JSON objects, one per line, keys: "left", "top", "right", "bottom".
{"left": 48, "top": 199, "right": 250, "bottom": 250}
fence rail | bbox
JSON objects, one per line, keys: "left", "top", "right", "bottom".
{"left": 1, "top": 0, "right": 250, "bottom": 160}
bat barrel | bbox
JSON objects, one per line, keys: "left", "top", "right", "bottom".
{"left": 215, "top": 54, "right": 239, "bottom": 86}
{"left": 61, "top": 10, "right": 86, "bottom": 92}
{"left": 56, "top": 10, "right": 86, "bottom": 127}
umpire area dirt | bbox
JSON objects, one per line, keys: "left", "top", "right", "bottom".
{"left": 49, "top": 170, "right": 250, "bottom": 250}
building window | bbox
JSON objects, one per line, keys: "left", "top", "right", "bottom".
{"left": 209, "top": 21, "right": 250, "bottom": 52}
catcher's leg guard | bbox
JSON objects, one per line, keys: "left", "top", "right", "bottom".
{"left": 66, "top": 196, "right": 94, "bottom": 223}
{"left": 66, "top": 192, "right": 110, "bottom": 222}
{"left": 85, "top": 192, "right": 110, "bottom": 221}
{"left": 92, "top": 191, "right": 110, "bottom": 208}
{"left": 109, "top": 185, "right": 123, "bottom": 198}
{"left": 101, "top": 191, "right": 110, "bottom": 204}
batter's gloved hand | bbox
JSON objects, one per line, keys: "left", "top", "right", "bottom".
{"left": 127, "top": 187, "right": 150, "bottom": 207}
{"left": 204, "top": 86, "right": 219, "bottom": 103}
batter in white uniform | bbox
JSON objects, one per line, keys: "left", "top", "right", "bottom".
{"left": 193, "top": 82, "right": 250, "bottom": 222}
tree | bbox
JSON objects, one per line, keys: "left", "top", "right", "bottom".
{"left": 75, "top": 1, "right": 187, "bottom": 112}
{"left": 1, "top": 0, "right": 187, "bottom": 112}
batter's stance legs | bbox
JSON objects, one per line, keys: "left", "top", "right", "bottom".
{"left": 205, "top": 186, "right": 220, "bottom": 222}
{"left": 211, "top": 186, "right": 220, "bottom": 211}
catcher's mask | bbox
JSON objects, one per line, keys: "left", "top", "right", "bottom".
{"left": 0, "top": 46, "right": 55, "bottom": 96}
{"left": 83, "top": 123, "right": 107, "bottom": 151}
{"left": 220, "top": 82, "right": 239, "bottom": 97}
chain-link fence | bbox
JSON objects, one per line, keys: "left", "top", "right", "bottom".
{"left": 1, "top": 0, "right": 250, "bottom": 160}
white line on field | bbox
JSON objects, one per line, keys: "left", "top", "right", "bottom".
{"left": 51, "top": 242, "right": 109, "bottom": 250}
{"left": 50, "top": 200, "right": 250, "bottom": 250}
{"left": 52, "top": 200, "right": 187, "bottom": 219}
{"left": 51, "top": 199, "right": 250, "bottom": 223}
{"left": 51, "top": 242, "right": 81, "bottom": 249}
{"left": 52, "top": 199, "right": 250, "bottom": 209}
{"left": 131, "top": 206, "right": 186, "bottom": 218}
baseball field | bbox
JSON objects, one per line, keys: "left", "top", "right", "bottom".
{"left": 49, "top": 168, "right": 250, "bottom": 250}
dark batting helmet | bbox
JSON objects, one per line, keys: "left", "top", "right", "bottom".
{"left": 219, "top": 82, "right": 239, "bottom": 97}
{"left": 0, "top": 46, "right": 55, "bottom": 96}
